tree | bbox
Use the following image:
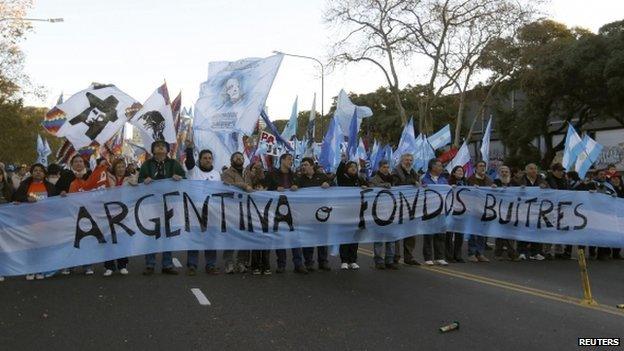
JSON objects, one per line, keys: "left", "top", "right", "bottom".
{"left": 325, "top": 0, "right": 411, "bottom": 126}
{"left": 0, "top": 0, "right": 35, "bottom": 101}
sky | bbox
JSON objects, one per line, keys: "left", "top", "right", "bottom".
{"left": 19, "top": 0, "right": 624, "bottom": 121}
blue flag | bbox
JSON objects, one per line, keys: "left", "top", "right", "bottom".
{"left": 562, "top": 123, "right": 584, "bottom": 171}
{"left": 480, "top": 117, "right": 492, "bottom": 168}
{"left": 260, "top": 110, "right": 294, "bottom": 152}
{"left": 346, "top": 109, "right": 359, "bottom": 160}
{"left": 319, "top": 118, "right": 344, "bottom": 173}
{"left": 281, "top": 96, "right": 298, "bottom": 141}
{"left": 393, "top": 117, "right": 417, "bottom": 166}
{"left": 575, "top": 135, "right": 604, "bottom": 179}
{"left": 428, "top": 124, "right": 451, "bottom": 150}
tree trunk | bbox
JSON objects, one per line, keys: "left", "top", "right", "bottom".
{"left": 391, "top": 86, "right": 407, "bottom": 126}
{"left": 454, "top": 90, "right": 467, "bottom": 147}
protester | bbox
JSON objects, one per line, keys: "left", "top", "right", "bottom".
{"left": 245, "top": 160, "right": 272, "bottom": 275}
{"left": 138, "top": 140, "right": 185, "bottom": 275}
{"left": 592, "top": 169, "right": 617, "bottom": 260}
{"left": 608, "top": 174, "right": 623, "bottom": 260}
{"left": 13, "top": 163, "right": 59, "bottom": 280}
{"left": 516, "top": 163, "right": 548, "bottom": 261}
{"left": 370, "top": 160, "right": 399, "bottom": 270}
{"left": 266, "top": 153, "right": 306, "bottom": 274}
{"left": 46, "top": 164, "right": 62, "bottom": 186}
{"left": 336, "top": 160, "right": 368, "bottom": 270}
{"left": 466, "top": 160, "right": 494, "bottom": 263}
{"left": 421, "top": 159, "right": 448, "bottom": 266}
{"left": 56, "top": 155, "right": 92, "bottom": 196}
{"left": 296, "top": 157, "right": 332, "bottom": 271}
{"left": 11, "top": 164, "right": 29, "bottom": 190}
{"left": 492, "top": 165, "right": 520, "bottom": 261}
{"left": 545, "top": 163, "right": 570, "bottom": 259}
{"left": 221, "top": 151, "right": 253, "bottom": 274}
{"left": 446, "top": 165, "right": 466, "bottom": 263}
{"left": 0, "top": 167, "right": 14, "bottom": 206}
{"left": 102, "top": 158, "right": 136, "bottom": 277}
{"left": 391, "top": 153, "right": 421, "bottom": 265}
{"left": 184, "top": 140, "right": 221, "bottom": 275}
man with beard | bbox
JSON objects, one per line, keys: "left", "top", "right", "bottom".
{"left": 493, "top": 165, "right": 520, "bottom": 261}
{"left": 184, "top": 139, "right": 221, "bottom": 275}
{"left": 516, "top": 163, "right": 548, "bottom": 261}
{"left": 138, "top": 140, "right": 185, "bottom": 275}
{"left": 221, "top": 152, "right": 253, "bottom": 274}
{"left": 295, "top": 157, "right": 332, "bottom": 272}
{"left": 370, "top": 160, "right": 399, "bottom": 269}
{"left": 391, "top": 154, "right": 421, "bottom": 266}
{"left": 466, "top": 161, "right": 495, "bottom": 263}
{"left": 266, "top": 153, "right": 307, "bottom": 274}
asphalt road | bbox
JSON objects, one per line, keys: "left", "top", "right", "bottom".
{"left": 1, "top": 238, "right": 623, "bottom": 351}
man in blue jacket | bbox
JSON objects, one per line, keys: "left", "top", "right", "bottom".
{"left": 421, "top": 159, "right": 448, "bottom": 266}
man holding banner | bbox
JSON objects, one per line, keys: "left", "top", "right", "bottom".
{"left": 138, "top": 140, "right": 185, "bottom": 275}
{"left": 392, "top": 154, "right": 421, "bottom": 265}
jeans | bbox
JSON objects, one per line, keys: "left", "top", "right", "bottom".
{"left": 276, "top": 248, "right": 303, "bottom": 268}
{"left": 303, "top": 246, "right": 328, "bottom": 267}
{"left": 423, "top": 234, "right": 445, "bottom": 261}
{"left": 104, "top": 258, "right": 128, "bottom": 271}
{"left": 251, "top": 250, "right": 271, "bottom": 271}
{"left": 187, "top": 250, "right": 217, "bottom": 268}
{"left": 468, "top": 235, "right": 486, "bottom": 256}
{"left": 373, "top": 242, "right": 395, "bottom": 264}
{"left": 339, "top": 243, "right": 358, "bottom": 263}
{"left": 145, "top": 251, "right": 173, "bottom": 268}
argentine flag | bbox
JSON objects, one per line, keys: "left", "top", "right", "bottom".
{"left": 562, "top": 123, "right": 584, "bottom": 171}
{"left": 575, "top": 135, "right": 603, "bottom": 179}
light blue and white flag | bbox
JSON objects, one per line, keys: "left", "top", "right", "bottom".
{"left": 355, "top": 138, "right": 368, "bottom": 170}
{"left": 346, "top": 109, "right": 359, "bottom": 160}
{"left": 305, "top": 94, "right": 317, "bottom": 155}
{"left": 384, "top": 145, "right": 394, "bottom": 169}
{"left": 36, "top": 134, "right": 52, "bottom": 166}
{"left": 194, "top": 54, "right": 283, "bottom": 135}
{"left": 562, "top": 123, "right": 584, "bottom": 171}
{"left": 416, "top": 135, "right": 436, "bottom": 172}
{"left": 428, "top": 124, "right": 451, "bottom": 150}
{"left": 480, "top": 117, "right": 493, "bottom": 168}
{"left": 369, "top": 140, "right": 380, "bottom": 175}
{"left": 281, "top": 96, "right": 298, "bottom": 141}
{"left": 446, "top": 142, "right": 471, "bottom": 173}
{"left": 334, "top": 89, "right": 373, "bottom": 137}
{"left": 575, "top": 135, "right": 604, "bottom": 179}
{"left": 319, "top": 118, "right": 344, "bottom": 173}
{"left": 393, "top": 117, "right": 417, "bottom": 166}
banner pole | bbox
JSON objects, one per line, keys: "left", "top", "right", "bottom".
{"left": 577, "top": 249, "right": 597, "bottom": 305}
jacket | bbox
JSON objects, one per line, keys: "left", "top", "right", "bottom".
{"left": 13, "top": 177, "right": 59, "bottom": 202}
{"left": 467, "top": 174, "right": 494, "bottom": 187}
{"left": 370, "top": 171, "right": 394, "bottom": 188}
{"left": 138, "top": 157, "right": 186, "bottom": 183}
{"left": 221, "top": 166, "right": 248, "bottom": 190}
{"left": 392, "top": 165, "right": 419, "bottom": 186}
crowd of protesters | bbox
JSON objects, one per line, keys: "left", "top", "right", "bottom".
{"left": 0, "top": 140, "right": 622, "bottom": 282}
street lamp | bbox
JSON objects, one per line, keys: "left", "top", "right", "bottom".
{"left": 273, "top": 50, "right": 325, "bottom": 136}
{"left": 0, "top": 17, "right": 64, "bottom": 23}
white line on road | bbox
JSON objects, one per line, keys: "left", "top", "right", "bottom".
{"left": 172, "top": 258, "right": 182, "bottom": 268}
{"left": 190, "top": 288, "right": 211, "bottom": 306}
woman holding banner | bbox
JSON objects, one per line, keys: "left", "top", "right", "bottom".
{"left": 446, "top": 165, "right": 466, "bottom": 263}
{"left": 13, "top": 163, "right": 59, "bottom": 280}
{"left": 102, "top": 158, "right": 137, "bottom": 277}
{"left": 336, "top": 160, "right": 368, "bottom": 270}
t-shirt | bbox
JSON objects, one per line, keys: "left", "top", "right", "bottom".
{"left": 27, "top": 181, "right": 48, "bottom": 201}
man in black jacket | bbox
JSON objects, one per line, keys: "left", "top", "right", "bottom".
{"left": 391, "top": 153, "right": 420, "bottom": 265}
{"left": 295, "top": 157, "right": 332, "bottom": 271}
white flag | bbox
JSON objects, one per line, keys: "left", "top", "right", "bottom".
{"left": 446, "top": 142, "right": 471, "bottom": 174}
{"left": 129, "top": 83, "right": 177, "bottom": 150}
{"left": 194, "top": 54, "right": 283, "bottom": 135}
{"left": 44, "top": 83, "right": 140, "bottom": 149}
{"left": 480, "top": 118, "right": 493, "bottom": 168}
{"left": 334, "top": 89, "right": 373, "bottom": 137}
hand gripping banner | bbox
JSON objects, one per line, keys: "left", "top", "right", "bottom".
{"left": 0, "top": 182, "right": 623, "bottom": 275}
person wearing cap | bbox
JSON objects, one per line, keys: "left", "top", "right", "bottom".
{"left": 13, "top": 163, "right": 59, "bottom": 280}
{"left": 138, "top": 140, "right": 186, "bottom": 276}
{"left": 183, "top": 138, "right": 221, "bottom": 276}
{"left": 221, "top": 151, "right": 253, "bottom": 274}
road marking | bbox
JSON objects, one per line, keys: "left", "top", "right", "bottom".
{"left": 357, "top": 248, "right": 624, "bottom": 318}
{"left": 172, "top": 258, "right": 182, "bottom": 268}
{"left": 190, "top": 288, "right": 211, "bottom": 306}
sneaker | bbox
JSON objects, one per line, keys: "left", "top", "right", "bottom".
{"left": 252, "top": 269, "right": 262, "bottom": 275}
{"left": 385, "top": 263, "right": 399, "bottom": 270}
{"left": 435, "top": 259, "right": 449, "bottom": 266}
{"left": 375, "top": 263, "right": 386, "bottom": 270}
{"left": 467, "top": 255, "right": 479, "bottom": 263}
{"left": 119, "top": 268, "right": 129, "bottom": 275}
{"left": 35, "top": 273, "right": 44, "bottom": 280}
{"left": 85, "top": 268, "right": 94, "bottom": 276}
{"left": 349, "top": 263, "right": 360, "bottom": 270}
{"left": 318, "top": 263, "right": 331, "bottom": 271}
{"left": 404, "top": 259, "right": 420, "bottom": 266}
{"left": 518, "top": 253, "right": 527, "bottom": 260}
{"left": 275, "top": 267, "right": 286, "bottom": 274}
{"left": 224, "top": 262, "right": 235, "bottom": 274}
{"left": 103, "top": 269, "right": 113, "bottom": 277}
{"left": 340, "top": 263, "right": 349, "bottom": 270}
{"left": 25, "top": 274, "right": 35, "bottom": 281}
{"left": 294, "top": 266, "right": 309, "bottom": 274}
{"left": 186, "top": 267, "right": 197, "bottom": 276}
{"left": 142, "top": 267, "right": 155, "bottom": 276}
{"left": 161, "top": 267, "right": 179, "bottom": 275}
{"left": 61, "top": 268, "right": 71, "bottom": 275}
{"left": 530, "top": 254, "right": 545, "bottom": 261}
{"left": 477, "top": 255, "right": 490, "bottom": 262}
{"left": 235, "top": 262, "right": 247, "bottom": 273}
{"left": 205, "top": 266, "right": 220, "bottom": 275}
{"left": 263, "top": 269, "right": 272, "bottom": 275}
{"left": 424, "top": 260, "right": 434, "bottom": 266}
